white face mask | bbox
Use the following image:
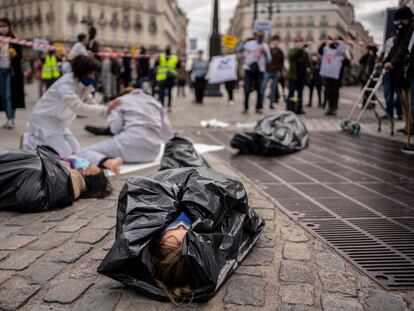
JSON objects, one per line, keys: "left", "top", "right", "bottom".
{"left": 0, "top": 26, "right": 9, "bottom": 36}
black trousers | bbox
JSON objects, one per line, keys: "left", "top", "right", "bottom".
{"left": 244, "top": 70, "right": 264, "bottom": 111}
{"left": 325, "top": 78, "right": 341, "bottom": 112}
{"left": 309, "top": 84, "right": 322, "bottom": 107}
{"left": 194, "top": 77, "right": 207, "bottom": 103}
{"left": 158, "top": 80, "right": 174, "bottom": 107}
{"left": 225, "top": 81, "right": 235, "bottom": 101}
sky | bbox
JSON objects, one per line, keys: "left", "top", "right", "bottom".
{"left": 177, "top": 0, "right": 398, "bottom": 51}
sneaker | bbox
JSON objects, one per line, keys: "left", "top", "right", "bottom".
{"left": 228, "top": 100, "right": 235, "bottom": 106}
{"left": 2, "top": 120, "right": 14, "bottom": 130}
{"left": 167, "top": 107, "right": 172, "bottom": 113}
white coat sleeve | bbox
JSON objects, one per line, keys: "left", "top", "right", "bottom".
{"left": 160, "top": 111, "right": 174, "bottom": 142}
{"left": 60, "top": 83, "right": 107, "bottom": 117}
{"left": 107, "top": 107, "right": 124, "bottom": 135}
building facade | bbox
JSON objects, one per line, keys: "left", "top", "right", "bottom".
{"left": 228, "top": 0, "right": 372, "bottom": 62}
{"left": 0, "top": 0, "right": 188, "bottom": 53}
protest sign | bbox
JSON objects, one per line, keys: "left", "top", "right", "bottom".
{"left": 206, "top": 54, "right": 237, "bottom": 84}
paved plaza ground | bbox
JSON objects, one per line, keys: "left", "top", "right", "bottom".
{"left": 0, "top": 83, "right": 413, "bottom": 310}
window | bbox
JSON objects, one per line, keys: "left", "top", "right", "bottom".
{"left": 321, "top": 15, "right": 328, "bottom": 27}
{"left": 306, "top": 30, "right": 313, "bottom": 41}
{"left": 286, "top": 16, "right": 292, "bottom": 27}
{"left": 320, "top": 30, "right": 328, "bottom": 40}
{"left": 285, "top": 31, "right": 291, "bottom": 43}
{"left": 296, "top": 16, "right": 303, "bottom": 27}
{"left": 307, "top": 16, "right": 314, "bottom": 27}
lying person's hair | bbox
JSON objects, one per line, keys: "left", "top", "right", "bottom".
{"left": 81, "top": 170, "right": 112, "bottom": 199}
{"left": 71, "top": 55, "right": 101, "bottom": 80}
{"left": 154, "top": 233, "right": 193, "bottom": 304}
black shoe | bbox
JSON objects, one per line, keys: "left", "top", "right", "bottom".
{"left": 398, "top": 115, "right": 403, "bottom": 121}
{"left": 306, "top": 104, "right": 312, "bottom": 108}
{"left": 296, "top": 110, "right": 306, "bottom": 115}
{"left": 242, "top": 109, "right": 248, "bottom": 114}
{"left": 256, "top": 109, "right": 263, "bottom": 114}
{"left": 397, "top": 128, "right": 406, "bottom": 133}
{"left": 270, "top": 104, "right": 275, "bottom": 110}
{"left": 84, "top": 126, "right": 113, "bottom": 136}
{"left": 325, "top": 111, "right": 334, "bottom": 116}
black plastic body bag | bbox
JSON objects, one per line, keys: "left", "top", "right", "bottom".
{"left": 231, "top": 112, "right": 309, "bottom": 155}
{"left": 159, "top": 136, "right": 210, "bottom": 171}
{"left": 98, "top": 167, "right": 264, "bottom": 302}
{"left": 0, "top": 146, "right": 75, "bottom": 212}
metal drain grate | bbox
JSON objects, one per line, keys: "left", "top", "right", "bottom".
{"left": 202, "top": 130, "right": 414, "bottom": 290}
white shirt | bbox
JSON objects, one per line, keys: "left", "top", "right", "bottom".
{"left": 27, "top": 73, "right": 106, "bottom": 136}
{"left": 320, "top": 46, "right": 347, "bottom": 80}
{"left": 241, "top": 40, "right": 271, "bottom": 72}
{"left": 0, "top": 42, "right": 10, "bottom": 69}
{"left": 69, "top": 42, "right": 88, "bottom": 59}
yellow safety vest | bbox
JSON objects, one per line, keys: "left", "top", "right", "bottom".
{"left": 156, "top": 53, "right": 178, "bottom": 82}
{"left": 41, "top": 54, "right": 61, "bottom": 80}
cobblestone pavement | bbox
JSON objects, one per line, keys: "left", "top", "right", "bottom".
{"left": 0, "top": 83, "right": 412, "bottom": 310}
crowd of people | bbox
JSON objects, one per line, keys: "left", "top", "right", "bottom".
{"left": 2, "top": 5, "right": 414, "bottom": 136}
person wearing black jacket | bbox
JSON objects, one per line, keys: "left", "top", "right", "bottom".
{"left": 407, "top": 30, "right": 414, "bottom": 134}
{"left": 384, "top": 6, "right": 414, "bottom": 134}
{"left": 359, "top": 45, "right": 378, "bottom": 107}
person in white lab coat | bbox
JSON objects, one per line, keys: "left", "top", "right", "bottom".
{"left": 78, "top": 87, "right": 173, "bottom": 172}
{"left": 23, "top": 55, "right": 121, "bottom": 158}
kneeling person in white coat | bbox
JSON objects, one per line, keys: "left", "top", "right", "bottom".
{"left": 78, "top": 87, "right": 173, "bottom": 174}
{"left": 23, "top": 55, "right": 120, "bottom": 157}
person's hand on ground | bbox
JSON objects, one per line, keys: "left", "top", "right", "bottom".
{"left": 103, "top": 157, "right": 123, "bottom": 175}
{"left": 107, "top": 99, "right": 121, "bottom": 114}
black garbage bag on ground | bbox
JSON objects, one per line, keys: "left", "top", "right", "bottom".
{"left": 231, "top": 111, "right": 309, "bottom": 155}
{"left": 0, "top": 146, "right": 75, "bottom": 212}
{"left": 98, "top": 167, "right": 264, "bottom": 302}
{"left": 159, "top": 136, "right": 210, "bottom": 171}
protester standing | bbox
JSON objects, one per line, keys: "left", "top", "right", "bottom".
{"left": 0, "top": 17, "right": 25, "bottom": 130}
{"left": 101, "top": 49, "right": 113, "bottom": 102}
{"left": 261, "top": 35, "right": 284, "bottom": 109}
{"left": 136, "top": 47, "right": 150, "bottom": 90}
{"left": 382, "top": 36, "right": 403, "bottom": 120}
{"left": 307, "top": 53, "right": 323, "bottom": 108}
{"left": 320, "top": 37, "right": 351, "bottom": 116}
{"left": 286, "top": 38, "right": 312, "bottom": 115}
{"left": 238, "top": 31, "right": 271, "bottom": 114}
{"left": 384, "top": 6, "right": 414, "bottom": 135}
{"left": 359, "top": 45, "right": 378, "bottom": 108}
{"left": 156, "top": 46, "right": 179, "bottom": 112}
{"left": 69, "top": 33, "right": 89, "bottom": 59}
{"left": 177, "top": 56, "right": 187, "bottom": 97}
{"left": 87, "top": 27, "right": 100, "bottom": 57}
{"left": 191, "top": 50, "right": 209, "bottom": 104}
{"left": 122, "top": 49, "right": 132, "bottom": 87}
{"left": 406, "top": 25, "right": 414, "bottom": 134}
{"left": 41, "top": 50, "right": 61, "bottom": 90}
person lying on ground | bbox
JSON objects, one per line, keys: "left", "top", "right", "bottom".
{"left": 78, "top": 87, "right": 173, "bottom": 172}
{"left": 23, "top": 55, "right": 121, "bottom": 157}
{"left": 0, "top": 146, "right": 112, "bottom": 213}
{"left": 98, "top": 167, "right": 264, "bottom": 304}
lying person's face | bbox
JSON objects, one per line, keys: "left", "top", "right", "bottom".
{"left": 83, "top": 165, "right": 101, "bottom": 176}
{"left": 162, "top": 225, "right": 189, "bottom": 246}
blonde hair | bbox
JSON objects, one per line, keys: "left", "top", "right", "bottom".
{"left": 154, "top": 234, "right": 193, "bottom": 304}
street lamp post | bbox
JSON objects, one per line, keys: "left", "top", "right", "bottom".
{"left": 253, "top": 0, "right": 258, "bottom": 21}
{"left": 206, "top": 0, "right": 222, "bottom": 97}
